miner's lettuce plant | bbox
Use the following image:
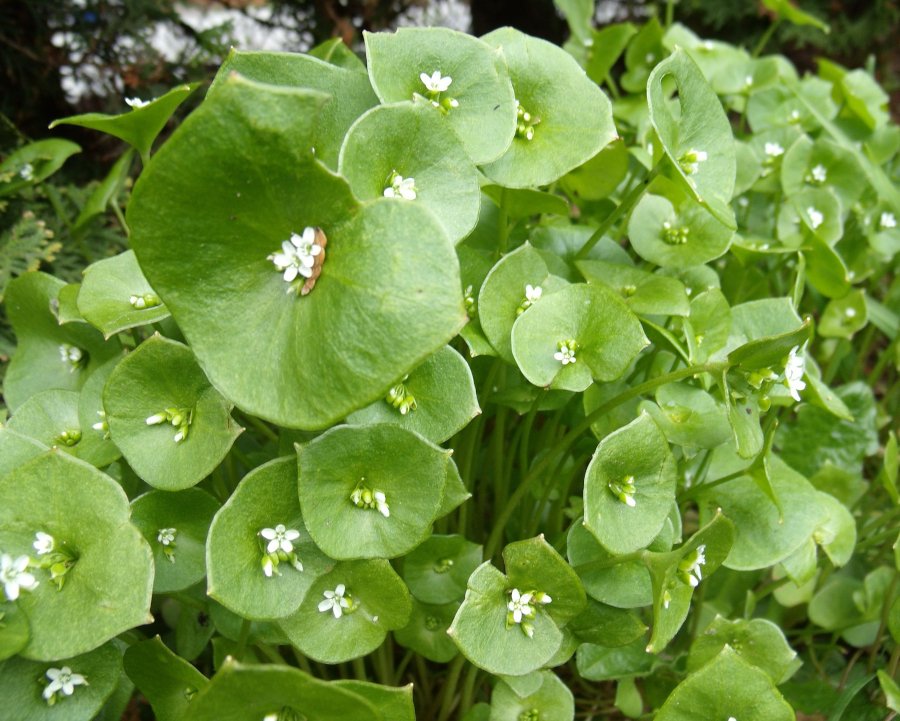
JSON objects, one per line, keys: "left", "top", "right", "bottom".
{"left": 2, "top": 4, "right": 900, "bottom": 720}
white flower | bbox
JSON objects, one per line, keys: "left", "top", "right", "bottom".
{"left": 845, "top": 307, "right": 857, "bottom": 319}
{"left": 129, "top": 293, "right": 161, "bottom": 309}
{"left": 157, "top": 528, "right": 177, "bottom": 546}
{"left": 728, "top": 717, "right": 737, "bottom": 721}
{"left": 92, "top": 410, "right": 108, "bottom": 434}
{"left": 682, "top": 544, "right": 706, "bottom": 588}
{"left": 507, "top": 588, "right": 535, "bottom": 625}
{"left": 1, "top": 553, "right": 38, "bottom": 601}
{"left": 268, "top": 227, "right": 323, "bottom": 283}
{"left": 259, "top": 524, "right": 300, "bottom": 554}
{"left": 19, "top": 163, "right": 34, "bottom": 181}
{"left": 420, "top": 70, "right": 452, "bottom": 93}
{"left": 679, "top": 148, "right": 707, "bottom": 175}
{"left": 262, "top": 556, "right": 275, "bottom": 578}
{"left": 554, "top": 339, "right": 577, "bottom": 365}
{"left": 525, "top": 284, "right": 542, "bottom": 303}
{"left": 43, "top": 666, "right": 88, "bottom": 702}
{"left": 789, "top": 109, "right": 801, "bottom": 123}
{"left": 318, "top": 584, "right": 353, "bottom": 618}
{"left": 383, "top": 172, "right": 417, "bottom": 200}
{"left": 744, "top": 75, "right": 754, "bottom": 87}
{"left": 146, "top": 412, "right": 167, "bottom": 425}
{"left": 125, "top": 97, "right": 149, "bottom": 109}
{"left": 809, "top": 164, "right": 827, "bottom": 183}
{"left": 806, "top": 206, "right": 824, "bottom": 230}
{"left": 350, "top": 485, "right": 391, "bottom": 518}
{"left": 880, "top": 212, "right": 897, "bottom": 230}
{"left": 764, "top": 142, "right": 784, "bottom": 158}
{"left": 373, "top": 491, "right": 390, "bottom": 518}
{"left": 784, "top": 347, "right": 806, "bottom": 402}
{"left": 58, "top": 344, "right": 83, "bottom": 370}
{"left": 33, "top": 532, "right": 55, "bottom": 555}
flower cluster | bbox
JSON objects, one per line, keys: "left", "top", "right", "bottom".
{"left": 677, "top": 544, "right": 707, "bottom": 588}
{"left": 386, "top": 376, "right": 417, "bottom": 415}
{"left": 506, "top": 587, "right": 552, "bottom": 638}
{"left": 608, "top": 474, "right": 637, "bottom": 508}
{"left": 129, "top": 292, "right": 162, "bottom": 310}
{"left": 783, "top": 346, "right": 806, "bottom": 402}
{"left": 383, "top": 170, "right": 417, "bottom": 200}
{"left": 678, "top": 148, "right": 707, "bottom": 176}
{"left": 157, "top": 527, "right": 177, "bottom": 563}
{"left": 146, "top": 406, "right": 194, "bottom": 444}
{"left": 58, "top": 343, "right": 85, "bottom": 372}
{"left": 258, "top": 524, "right": 304, "bottom": 578}
{"left": 515, "top": 100, "right": 540, "bottom": 141}
{"left": 419, "top": 70, "right": 459, "bottom": 113}
{"left": 662, "top": 220, "right": 690, "bottom": 245}
{"left": 351, "top": 482, "right": 391, "bottom": 518}
{"left": 267, "top": 227, "right": 324, "bottom": 291}
{"left": 554, "top": 339, "right": 577, "bottom": 365}
{"left": 33, "top": 531, "right": 77, "bottom": 590}
{"left": 318, "top": 583, "right": 357, "bottom": 618}
{"left": 516, "top": 284, "right": 542, "bottom": 315}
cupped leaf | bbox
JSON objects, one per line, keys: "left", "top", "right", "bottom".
{"left": 819, "top": 289, "right": 867, "bottom": 338}
{"left": 346, "top": 345, "right": 480, "bottom": 444}
{"left": 627, "top": 183, "right": 734, "bottom": 269}
{"left": 0, "top": 451, "right": 153, "bottom": 660}
{"left": 577, "top": 259, "right": 691, "bottom": 317}
{"left": 781, "top": 135, "right": 865, "bottom": 211}
{"left": 567, "top": 599, "right": 647, "bottom": 648}
{"left": 331, "top": 680, "right": 416, "bottom": 721}
{"left": 0, "top": 641, "right": 122, "bottom": 721}
{"left": 77, "top": 251, "right": 169, "bottom": 338}
{"left": 365, "top": 27, "right": 516, "bottom": 164}
{"left": 654, "top": 646, "right": 795, "bottom": 721}
{"left": 339, "top": 102, "right": 481, "bottom": 244}
{"left": 0, "top": 139, "right": 81, "bottom": 197}
{"left": 123, "top": 636, "right": 209, "bottom": 721}
{"left": 103, "top": 336, "right": 241, "bottom": 491}
{"left": 74, "top": 149, "right": 134, "bottom": 230}
{"left": 4, "top": 272, "right": 120, "bottom": 412}
{"left": 207, "top": 457, "right": 333, "bottom": 620}
{"left": 393, "top": 598, "right": 460, "bottom": 663}
{"left": 511, "top": 283, "right": 649, "bottom": 392}
{"left": 687, "top": 616, "right": 800, "bottom": 683}
{"left": 812, "top": 491, "right": 856, "bottom": 567}
{"left": 647, "top": 48, "right": 737, "bottom": 228}
{"left": 50, "top": 83, "right": 199, "bottom": 163}
{"left": 184, "top": 661, "right": 380, "bottom": 721}
{"left": 403, "top": 534, "right": 483, "bottom": 604}
{"left": 129, "top": 75, "right": 465, "bottom": 430}
{"left": 490, "top": 670, "right": 574, "bottom": 721}
{"left": 7, "top": 389, "right": 117, "bottom": 467}
{"left": 297, "top": 424, "right": 450, "bottom": 559}
{"left": 575, "top": 637, "right": 653, "bottom": 681}
{"left": 448, "top": 561, "right": 562, "bottom": 676}
{"left": 640, "top": 383, "right": 730, "bottom": 449}
{"left": 277, "top": 559, "right": 411, "bottom": 664}
{"left": 131, "top": 488, "right": 220, "bottom": 594}
{"left": 212, "top": 50, "right": 378, "bottom": 169}
{"left": 480, "top": 27, "right": 617, "bottom": 188}
{"left": 583, "top": 413, "right": 676, "bottom": 555}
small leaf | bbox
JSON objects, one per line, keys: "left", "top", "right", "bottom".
{"left": 403, "top": 534, "right": 483, "bottom": 604}
{"left": 490, "top": 670, "right": 574, "bottom": 721}
{"left": 0, "top": 139, "right": 81, "bottom": 198}
{"left": 123, "top": 636, "right": 209, "bottom": 721}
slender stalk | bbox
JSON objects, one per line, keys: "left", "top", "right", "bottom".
{"left": 436, "top": 656, "right": 465, "bottom": 721}
{"left": 234, "top": 618, "right": 252, "bottom": 661}
{"left": 752, "top": 19, "right": 782, "bottom": 58}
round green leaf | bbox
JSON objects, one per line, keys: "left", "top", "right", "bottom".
{"left": 584, "top": 413, "right": 676, "bottom": 555}
{"left": 184, "top": 661, "right": 380, "bottom": 721}
{"left": 0, "top": 641, "right": 122, "bottom": 721}
{"left": 577, "top": 259, "right": 691, "bottom": 317}
{"left": 129, "top": 75, "right": 465, "bottom": 430}
{"left": 347, "top": 346, "right": 480, "bottom": 444}
{"left": 364, "top": 27, "right": 516, "bottom": 165}
{"left": 776, "top": 187, "right": 843, "bottom": 248}
{"left": 647, "top": 48, "right": 737, "bottom": 228}
{"left": 812, "top": 491, "right": 856, "bottom": 567}
{"left": 490, "top": 670, "right": 574, "bottom": 721}
{"left": 628, "top": 189, "right": 734, "bottom": 269}
{"left": 131, "top": 489, "right": 220, "bottom": 594}
{"left": 0, "top": 601, "right": 30, "bottom": 662}
{"left": 480, "top": 27, "right": 616, "bottom": 188}
{"left": 511, "top": 283, "right": 649, "bottom": 392}
{"left": 207, "top": 457, "right": 333, "bottom": 620}
{"left": 298, "top": 424, "right": 450, "bottom": 559}
{"left": 707, "top": 456, "right": 829, "bottom": 571}
{"left": 76, "top": 251, "right": 170, "bottom": 338}
{"left": 0, "top": 451, "right": 153, "bottom": 660}
{"left": 277, "top": 559, "right": 411, "bottom": 664}
{"left": 654, "top": 646, "right": 794, "bottom": 721}
{"left": 4, "top": 272, "right": 121, "bottom": 413}
{"left": 212, "top": 50, "right": 379, "bottom": 170}
{"left": 393, "top": 598, "right": 460, "bottom": 663}
{"left": 448, "top": 562, "right": 562, "bottom": 676}
{"left": 123, "top": 636, "right": 209, "bottom": 721}
{"left": 640, "top": 382, "right": 730, "bottom": 449}
{"left": 575, "top": 637, "right": 653, "bottom": 681}
{"left": 103, "top": 336, "right": 241, "bottom": 490}
{"left": 331, "top": 680, "right": 416, "bottom": 721}
{"left": 781, "top": 135, "right": 865, "bottom": 211}
{"left": 403, "top": 534, "right": 483, "bottom": 604}
{"left": 338, "top": 102, "right": 481, "bottom": 244}
{"left": 76, "top": 355, "right": 122, "bottom": 466}
{"left": 819, "top": 289, "right": 867, "bottom": 339}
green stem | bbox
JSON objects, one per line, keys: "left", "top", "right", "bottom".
{"left": 234, "top": 618, "right": 252, "bottom": 661}
{"left": 574, "top": 165, "right": 658, "bottom": 261}
{"left": 868, "top": 335, "right": 899, "bottom": 388}
{"left": 752, "top": 18, "right": 782, "bottom": 58}
{"left": 351, "top": 656, "right": 368, "bottom": 681}
{"left": 111, "top": 200, "right": 130, "bottom": 237}
{"left": 665, "top": 0, "right": 675, "bottom": 28}
{"left": 235, "top": 411, "right": 280, "bottom": 444}
{"left": 484, "top": 361, "right": 724, "bottom": 558}
{"left": 436, "top": 656, "right": 465, "bottom": 721}
{"left": 459, "top": 663, "right": 480, "bottom": 714}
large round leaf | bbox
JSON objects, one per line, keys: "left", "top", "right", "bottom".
{"left": 511, "top": 283, "right": 649, "bottom": 392}
{"left": 131, "top": 488, "right": 220, "bottom": 594}
{"left": 297, "top": 424, "right": 450, "bottom": 559}
{"left": 103, "top": 336, "right": 242, "bottom": 491}
{"left": 76, "top": 250, "right": 169, "bottom": 338}
{"left": 0, "top": 428, "right": 47, "bottom": 480}
{"left": 0, "top": 451, "right": 153, "bottom": 660}
{"left": 277, "top": 559, "right": 411, "bottom": 664}
{"left": 490, "top": 670, "right": 574, "bottom": 721}
{"left": 7, "top": 389, "right": 117, "bottom": 468}
{"left": 364, "top": 27, "right": 516, "bottom": 164}
{"left": 129, "top": 75, "right": 465, "bottom": 430}
{"left": 654, "top": 646, "right": 794, "bottom": 721}
{"left": 584, "top": 414, "right": 677, "bottom": 555}
{"left": 338, "top": 102, "right": 481, "bottom": 245}
{"left": 480, "top": 27, "right": 617, "bottom": 188}
{"left": 207, "top": 457, "right": 333, "bottom": 620}
{"left": 211, "top": 50, "right": 379, "bottom": 170}
{"left": 184, "top": 661, "right": 380, "bottom": 721}
{"left": 403, "top": 534, "right": 483, "bottom": 604}
{"left": 3, "top": 272, "right": 120, "bottom": 412}
{"left": 346, "top": 345, "right": 480, "bottom": 444}
{"left": 0, "top": 641, "right": 122, "bottom": 721}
